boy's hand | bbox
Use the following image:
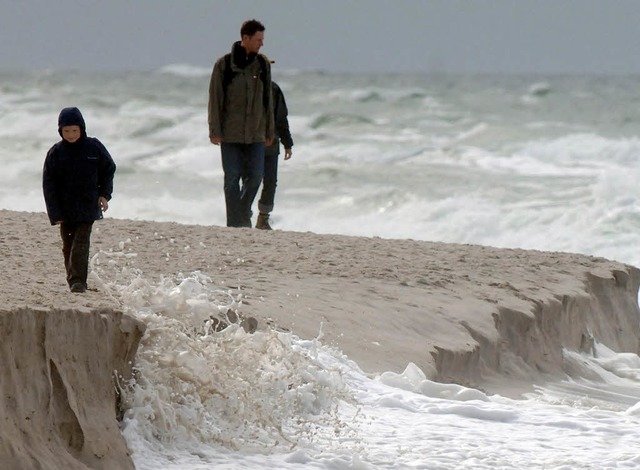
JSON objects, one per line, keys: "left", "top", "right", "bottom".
{"left": 99, "top": 197, "right": 109, "bottom": 212}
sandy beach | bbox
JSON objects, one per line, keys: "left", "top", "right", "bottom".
{"left": 1, "top": 208, "right": 639, "bottom": 468}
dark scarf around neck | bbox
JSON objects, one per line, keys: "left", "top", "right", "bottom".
{"left": 231, "top": 41, "right": 257, "bottom": 69}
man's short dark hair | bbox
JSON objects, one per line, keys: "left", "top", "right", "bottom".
{"left": 240, "top": 19, "right": 265, "bottom": 37}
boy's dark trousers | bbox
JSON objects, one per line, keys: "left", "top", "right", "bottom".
{"left": 59, "top": 221, "right": 93, "bottom": 288}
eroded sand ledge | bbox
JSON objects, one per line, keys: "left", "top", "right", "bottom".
{"left": 1, "top": 209, "right": 639, "bottom": 467}
{"left": 0, "top": 307, "right": 144, "bottom": 469}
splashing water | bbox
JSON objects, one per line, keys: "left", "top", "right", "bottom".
{"left": 88, "top": 247, "right": 365, "bottom": 462}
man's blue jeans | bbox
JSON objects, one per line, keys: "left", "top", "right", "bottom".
{"left": 221, "top": 142, "right": 265, "bottom": 227}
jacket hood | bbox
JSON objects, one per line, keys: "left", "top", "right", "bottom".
{"left": 58, "top": 107, "right": 86, "bottom": 137}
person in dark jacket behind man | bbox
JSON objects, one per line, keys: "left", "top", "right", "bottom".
{"left": 255, "top": 80, "right": 294, "bottom": 230}
{"left": 208, "top": 19, "right": 275, "bottom": 228}
{"left": 43, "top": 107, "right": 116, "bottom": 293}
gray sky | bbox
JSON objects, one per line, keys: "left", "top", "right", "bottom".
{"left": 2, "top": 0, "right": 639, "bottom": 75}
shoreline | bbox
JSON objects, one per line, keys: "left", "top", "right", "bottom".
{"left": 1, "top": 208, "right": 640, "bottom": 466}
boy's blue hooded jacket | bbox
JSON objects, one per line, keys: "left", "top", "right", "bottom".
{"left": 43, "top": 107, "right": 116, "bottom": 225}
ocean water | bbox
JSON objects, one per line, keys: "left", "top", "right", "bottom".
{"left": 2, "top": 67, "right": 640, "bottom": 468}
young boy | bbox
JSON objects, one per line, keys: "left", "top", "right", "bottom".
{"left": 43, "top": 107, "right": 116, "bottom": 293}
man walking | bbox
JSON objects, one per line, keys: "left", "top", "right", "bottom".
{"left": 255, "top": 79, "right": 294, "bottom": 230}
{"left": 208, "top": 19, "right": 274, "bottom": 227}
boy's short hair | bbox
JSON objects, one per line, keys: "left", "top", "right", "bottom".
{"left": 240, "top": 19, "right": 265, "bottom": 38}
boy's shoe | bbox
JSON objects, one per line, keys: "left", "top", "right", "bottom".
{"left": 70, "top": 282, "right": 86, "bottom": 293}
{"left": 256, "top": 213, "right": 272, "bottom": 230}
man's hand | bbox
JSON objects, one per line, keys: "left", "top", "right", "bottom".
{"left": 284, "top": 148, "right": 293, "bottom": 160}
{"left": 210, "top": 136, "right": 222, "bottom": 145}
{"left": 99, "top": 196, "right": 109, "bottom": 212}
